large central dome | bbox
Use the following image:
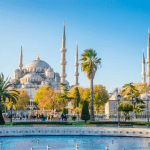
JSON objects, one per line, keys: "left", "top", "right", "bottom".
{"left": 25, "top": 60, "right": 50, "bottom": 69}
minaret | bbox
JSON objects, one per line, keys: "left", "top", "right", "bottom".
{"left": 18, "top": 43, "right": 23, "bottom": 70}
{"left": 60, "top": 21, "right": 67, "bottom": 84}
{"left": 146, "top": 29, "right": 150, "bottom": 85}
{"left": 141, "top": 49, "right": 146, "bottom": 83}
{"left": 74, "top": 41, "right": 79, "bottom": 86}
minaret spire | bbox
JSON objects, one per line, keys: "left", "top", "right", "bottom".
{"left": 60, "top": 21, "right": 67, "bottom": 84}
{"left": 146, "top": 29, "right": 150, "bottom": 85}
{"left": 18, "top": 43, "right": 23, "bottom": 70}
{"left": 74, "top": 41, "right": 79, "bottom": 86}
{"left": 62, "top": 21, "right": 66, "bottom": 49}
{"left": 141, "top": 49, "right": 146, "bottom": 83}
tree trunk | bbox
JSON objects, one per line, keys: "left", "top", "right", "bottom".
{"left": 90, "top": 78, "right": 95, "bottom": 121}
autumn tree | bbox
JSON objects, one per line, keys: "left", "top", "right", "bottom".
{"left": 6, "top": 89, "right": 30, "bottom": 110}
{"left": 38, "top": 87, "right": 56, "bottom": 110}
{"left": 93, "top": 84, "right": 109, "bottom": 114}
{"left": 34, "top": 85, "right": 56, "bottom": 110}
{"left": 34, "top": 85, "right": 51, "bottom": 105}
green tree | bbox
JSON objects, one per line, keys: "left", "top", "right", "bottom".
{"left": 93, "top": 84, "right": 109, "bottom": 114}
{"left": 74, "top": 87, "right": 80, "bottom": 107}
{"left": 81, "top": 100, "right": 90, "bottom": 124}
{"left": 121, "top": 82, "right": 146, "bottom": 116}
{"left": 80, "top": 48, "right": 101, "bottom": 121}
{"left": 56, "top": 83, "right": 73, "bottom": 109}
{"left": 117, "top": 102, "right": 133, "bottom": 121}
{"left": 62, "top": 107, "right": 68, "bottom": 115}
{"left": 0, "top": 73, "right": 19, "bottom": 124}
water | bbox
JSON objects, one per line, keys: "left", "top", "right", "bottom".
{"left": 0, "top": 135, "right": 149, "bottom": 150}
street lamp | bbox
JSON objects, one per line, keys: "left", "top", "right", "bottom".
{"left": 4, "top": 92, "right": 8, "bottom": 119}
{"left": 117, "top": 95, "right": 120, "bottom": 127}
{"left": 147, "top": 99, "right": 149, "bottom": 122}
{"left": 53, "top": 102, "right": 54, "bottom": 116}
{"left": 10, "top": 105, "right": 13, "bottom": 122}
{"left": 145, "top": 87, "right": 149, "bottom": 122}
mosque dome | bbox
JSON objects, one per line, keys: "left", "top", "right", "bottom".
{"left": 22, "top": 73, "right": 42, "bottom": 79}
{"left": 25, "top": 60, "right": 50, "bottom": 69}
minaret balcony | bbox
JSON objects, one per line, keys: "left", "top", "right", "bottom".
{"left": 60, "top": 48, "right": 67, "bottom": 53}
{"left": 74, "top": 63, "right": 79, "bottom": 66}
{"left": 74, "top": 73, "right": 79, "bottom": 76}
{"left": 60, "top": 74, "right": 67, "bottom": 78}
{"left": 146, "top": 59, "right": 150, "bottom": 63}
{"left": 60, "top": 61, "right": 67, "bottom": 65}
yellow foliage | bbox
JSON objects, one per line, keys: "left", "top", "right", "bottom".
{"left": 6, "top": 89, "right": 30, "bottom": 110}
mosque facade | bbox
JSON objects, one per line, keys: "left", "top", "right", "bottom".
{"left": 10, "top": 23, "right": 79, "bottom": 109}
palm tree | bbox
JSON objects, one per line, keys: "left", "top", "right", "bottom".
{"left": 0, "top": 73, "right": 19, "bottom": 124}
{"left": 79, "top": 48, "right": 101, "bottom": 120}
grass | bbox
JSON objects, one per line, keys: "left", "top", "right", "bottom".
{"left": 71, "top": 121, "right": 85, "bottom": 125}
{"left": 2, "top": 121, "right": 149, "bottom": 126}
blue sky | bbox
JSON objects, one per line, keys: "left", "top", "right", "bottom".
{"left": 0, "top": 0, "right": 150, "bottom": 92}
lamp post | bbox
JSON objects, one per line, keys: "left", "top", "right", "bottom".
{"left": 10, "top": 105, "right": 13, "bottom": 122}
{"left": 145, "top": 87, "right": 149, "bottom": 122}
{"left": 4, "top": 92, "right": 8, "bottom": 119}
{"left": 5, "top": 101, "right": 6, "bottom": 119}
{"left": 117, "top": 95, "right": 120, "bottom": 127}
{"left": 147, "top": 99, "right": 149, "bottom": 122}
{"left": 53, "top": 102, "right": 54, "bottom": 116}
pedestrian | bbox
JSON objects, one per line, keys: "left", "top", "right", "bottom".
{"left": 26, "top": 114, "right": 28, "bottom": 120}
{"left": 61, "top": 113, "right": 64, "bottom": 121}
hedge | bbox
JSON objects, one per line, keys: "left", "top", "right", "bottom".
{"left": 12, "top": 121, "right": 72, "bottom": 125}
{"left": 86, "top": 121, "right": 146, "bottom": 126}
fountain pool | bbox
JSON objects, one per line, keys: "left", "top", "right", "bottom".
{"left": 0, "top": 135, "right": 149, "bottom": 150}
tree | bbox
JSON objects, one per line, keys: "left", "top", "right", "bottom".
{"left": 0, "top": 73, "right": 19, "bottom": 124}
{"left": 93, "top": 84, "right": 109, "bottom": 114}
{"left": 133, "top": 82, "right": 147, "bottom": 94}
{"left": 74, "top": 87, "right": 80, "bottom": 108}
{"left": 121, "top": 82, "right": 146, "bottom": 116}
{"left": 34, "top": 85, "right": 56, "bottom": 110}
{"left": 6, "top": 89, "right": 30, "bottom": 110}
{"left": 81, "top": 100, "right": 90, "bottom": 124}
{"left": 117, "top": 102, "right": 133, "bottom": 121}
{"left": 62, "top": 107, "right": 68, "bottom": 115}
{"left": 80, "top": 48, "right": 101, "bottom": 121}
{"left": 34, "top": 85, "right": 52, "bottom": 105}
{"left": 56, "top": 83, "right": 73, "bottom": 109}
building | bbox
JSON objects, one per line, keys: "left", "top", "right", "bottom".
{"left": 10, "top": 22, "right": 79, "bottom": 110}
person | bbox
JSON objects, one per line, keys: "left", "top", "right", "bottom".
{"left": 20, "top": 114, "right": 22, "bottom": 120}
{"left": 61, "top": 113, "right": 64, "bottom": 121}
{"left": 41, "top": 114, "right": 44, "bottom": 121}
{"left": 26, "top": 114, "right": 28, "bottom": 120}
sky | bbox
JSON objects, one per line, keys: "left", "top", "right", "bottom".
{"left": 0, "top": 0, "right": 150, "bottom": 92}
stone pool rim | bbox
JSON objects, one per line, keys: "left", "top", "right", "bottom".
{"left": 0, "top": 126, "right": 150, "bottom": 138}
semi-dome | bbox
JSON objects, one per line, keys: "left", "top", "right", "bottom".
{"left": 25, "top": 60, "right": 50, "bottom": 69}
{"left": 46, "top": 67, "right": 53, "bottom": 72}
{"left": 22, "top": 73, "right": 42, "bottom": 79}
{"left": 15, "top": 69, "right": 21, "bottom": 72}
